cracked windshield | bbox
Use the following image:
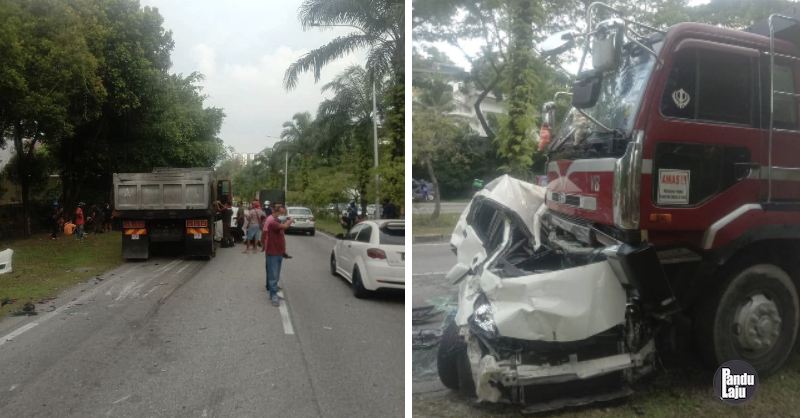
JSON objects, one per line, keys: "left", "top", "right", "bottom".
{"left": 412, "top": 0, "right": 800, "bottom": 416}
{"left": 0, "top": 0, "right": 405, "bottom": 417}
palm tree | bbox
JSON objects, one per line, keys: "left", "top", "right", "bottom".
{"left": 275, "top": 112, "right": 319, "bottom": 192}
{"left": 316, "top": 65, "right": 385, "bottom": 215}
{"left": 283, "top": 0, "right": 403, "bottom": 90}
{"left": 284, "top": 0, "right": 404, "bottom": 166}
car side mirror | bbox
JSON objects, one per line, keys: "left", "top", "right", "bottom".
{"left": 335, "top": 233, "right": 344, "bottom": 239}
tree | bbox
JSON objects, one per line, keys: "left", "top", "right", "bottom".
{"left": 0, "top": 0, "right": 104, "bottom": 236}
{"left": 276, "top": 112, "right": 319, "bottom": 192}
{"left": 494, "top": 0, "right": 541, "bottom": 177}
{"left": 412, "top": 85, "right": 469, "bottom": 220}
{"left": 285, "top": 0, "right": 405, "bottom": 202}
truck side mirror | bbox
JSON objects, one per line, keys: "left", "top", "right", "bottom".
{"left": 572, "top": 70, "right": 602, "bottom": 109}
{"left": 541, "top": 102, "right": 557, "bottom": 127}
{"left": 592, "top": 18, "right": 624, "bottom": 71}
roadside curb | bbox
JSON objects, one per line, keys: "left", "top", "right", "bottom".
{"left": 413, "top": 234, "right": 451, "bottom": 244}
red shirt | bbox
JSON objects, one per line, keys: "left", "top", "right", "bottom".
{"left": 265, "top": 218, "right": 285, "bottom": 256}
{"left": 75, "top": 208, "right": 84, "bottom": 225}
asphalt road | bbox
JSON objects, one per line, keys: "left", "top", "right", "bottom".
{"left": 411, "top": 202, "right": 468, "bottom": 215}
{"left": 0, "top": 232, "right": 404, "bottom": 418}
{"left": 411, "top": 242, "right": 457, "bottom": 395}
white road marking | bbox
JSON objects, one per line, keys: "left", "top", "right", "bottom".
{"left": 277, "top": 291, "right": 294, "bottom": 335}
{"left": 317, "top": 231, "right": 336, "bottom": 241}
{"left": 0, "top": 322, "right": 39, "bottom": 347}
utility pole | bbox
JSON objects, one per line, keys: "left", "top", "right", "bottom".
{"left": 373, "top": 80, "right": 380, "bottom": 219}
{"left": 284, "top": 153, "right": 288, "bottom": 196}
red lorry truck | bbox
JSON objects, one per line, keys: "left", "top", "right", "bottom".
{"left": 439, "top": 3, "right": 800, "bottom": 411}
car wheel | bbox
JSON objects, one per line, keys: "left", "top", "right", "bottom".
{"left": 310, "top": 229, "right": 315, "bottom": 236}
{"left": 351, "top": 267, "right": 369, "bottom": 299}
{"left": 330, "top": 252, "right": 338, "bottom": 276}
{"left": 437, "top": 320, "right": 464, "bottom": 390}
{"left": 695, "top": 263, "right": 800, "bottom": 376}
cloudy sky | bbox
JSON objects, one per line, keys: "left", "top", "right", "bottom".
{"left": 141, "top": 0, "right": 366, "bottom": 154}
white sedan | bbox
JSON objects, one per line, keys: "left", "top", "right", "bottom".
{"left": 330, "top": 220, "right": 405, "bottom": 298}
{"left": 286, "top": 206, "right": 316, "bottom": 235}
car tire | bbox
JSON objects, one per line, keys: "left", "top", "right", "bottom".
{"left": 352, "top": 267, "right": 369, "bottom": 299}
{"left": 330, "top": 252, "right": 338, "bottom": 277}
{"left": 437, "top": 320, "right": 464, "bottom": 390}
{"left": 310, "top": 229, "right": 315, "bottom": 236}
{"left": 694, "top": 263, "right": 800, "bottom": 377}
{"left": 456, "top": 345, "right": 476, "bottom": 397}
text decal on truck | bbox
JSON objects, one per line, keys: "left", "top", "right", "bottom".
{"left": 658, "top": 169, "right": 690, "bottom": 205}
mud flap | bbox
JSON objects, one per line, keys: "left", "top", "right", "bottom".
{"left": 122, "top": 235, "right": 149, "bottom": 260}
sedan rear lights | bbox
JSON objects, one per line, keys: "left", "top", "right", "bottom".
{"left": 310, "top": 217, "right": 315, "bottom": 222}
{"left": 123, "top": 221, "right": 145, "bottom": 228}
{"left": 367, "top": 248, "right": 387, "bottom": 259}
{"left": 186, "top": 220, "right": 208, "bottom": 227}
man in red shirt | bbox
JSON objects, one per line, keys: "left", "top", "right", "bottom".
{"left": 265, "top": 206, "right": 295, "bottom": 307}
{"left": 75, "top": 203, "right": 85, "bottom": 242}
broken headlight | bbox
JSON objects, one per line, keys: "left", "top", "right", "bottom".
{"left": 470, "top": 294, "right": 497, "bottom": 335}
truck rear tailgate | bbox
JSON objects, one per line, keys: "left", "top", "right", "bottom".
{"left": 113, "top": 171, "right": 212, "bottom": 211}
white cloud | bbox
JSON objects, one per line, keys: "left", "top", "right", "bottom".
{"left": 141, "top": 0, "right": 367, "bottom": 154}
{"left": 192, "top": 43, "right": 216, "bottom": 76}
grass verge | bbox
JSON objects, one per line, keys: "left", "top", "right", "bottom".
{"left": 0, "top": 231, "right": 124, "bottom": 319}
{"left": 412, "top": 213, "right": 460, "bottom": 236}
{"left": 315, "top": 216, "right": 346, "bottom": 236}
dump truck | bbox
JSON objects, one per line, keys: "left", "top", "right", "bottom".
{"left": 439, "top": 3, "right": 800, "bottom": 412}
{"left": 256, "top": 189, "right": 286, "bottom": 208}
{"left": 112, "top": 168, "right": 232, "bottom": 259}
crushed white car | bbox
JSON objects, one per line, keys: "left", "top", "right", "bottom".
{"left": 438, "top": 175, "right": 658, "bottom": 412}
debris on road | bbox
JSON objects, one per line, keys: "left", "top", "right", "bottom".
{"left": 22, "top": 302, "right": 35, "bottom": 312}
{"left": 412, "top": 306, "right": 442, "bottom": 324}
{"left": 1, "top": 298, "right": 15, "bottom": 307}
{"left": 323, "top": 326, "right": 332, "bottom": 330}
{"left": 412, "top": 329, "right": 443, "bottom": 349}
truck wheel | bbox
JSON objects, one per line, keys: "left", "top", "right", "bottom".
{"left": 695, "top": 264, "right": 799, "bottom": 376}
{"left": 437, "top": 320, "right": 463, "bottom": 390}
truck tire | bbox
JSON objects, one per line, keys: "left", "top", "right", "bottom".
{"left": 437, "top": 320, "right": 464, "bottom": 390}
{"left": 695, "top": 263, "right": 799, "bottom": 376}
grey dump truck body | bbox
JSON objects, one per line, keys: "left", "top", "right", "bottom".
{"left": 113, "top": 168, "right": 217, "bottom": 259}
{"left": 256, "top": 189, "right": 286, "bottom": 208}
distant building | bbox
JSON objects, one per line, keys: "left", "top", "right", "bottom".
{"left": 231, "top": 152, "right": 257, "bottom": 166}
{"left": 450, "top": 82, "right": 504, "bottom": 139}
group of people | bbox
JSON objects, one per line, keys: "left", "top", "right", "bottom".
{"left": 341, "top": 198, "right": 399, "bottom": 230}
{"left": 233, "top": 200, "right": 295, "bottom": 307}
{"left": 51, "top": 202, "right": 112, "bottom": 242}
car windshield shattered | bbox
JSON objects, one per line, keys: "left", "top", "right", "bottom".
{"left": 583, "top": 41, "right": 663, "bottom": 134}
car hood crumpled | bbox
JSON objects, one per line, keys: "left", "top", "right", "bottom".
{"left": 448, "top": 175, "right": 626, "bottom": 342}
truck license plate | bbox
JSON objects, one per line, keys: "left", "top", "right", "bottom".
{"left": 193, "top": 233, "right": 202, "bottom": 239}
{"left": 131, "top": 234, "right": 139, "bottom": 240}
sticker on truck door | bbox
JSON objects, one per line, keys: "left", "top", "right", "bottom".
{"left": 658, "top": 169, "right": 690, "bottom": 205}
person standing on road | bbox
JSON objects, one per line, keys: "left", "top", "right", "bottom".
{"left": 51, "top": 202, "right": 63, "bottom": 240}
{"left": 261, "top": 202, "right": 281, "bottom": 253}
{"left": 243, "top": 200, "right": 265, "bottom": 254}
{"left": 233, "top": 201, "right": 245, "bottom": 243}
{"left": 421, "top": 182, "right": 429, "bottom": 201}
{"left": 75, "top": 203, "right": 85, "bottom": 242}
{"left": 103, "top": 203, "right": 112, "bottom": 232}
{"left": 266, "top": 206, "right": 295, "bottom": 307}
{"left": 347, "top": 200, "right": 358, "bottom": 228}
{"left": 93, "top": 203, "right": 105, "bottom": 235}
{"left": 381, "top": 198, "right": 397, "bottom": 219}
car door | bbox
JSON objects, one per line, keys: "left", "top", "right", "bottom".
{"left": 338, "top": 224, "right": 363, "bottom": 277}
{"left": 351, "top": 224, "right": 374, "bottom": 274}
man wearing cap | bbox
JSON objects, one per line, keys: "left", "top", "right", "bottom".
{"left": 347, "top": 200, "right": 358, "bottom": 229}
{"left": 243, "top": 201, "right": 265, "bottom": 254}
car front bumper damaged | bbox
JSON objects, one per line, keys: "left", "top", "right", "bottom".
{"left": 446, "top": 175, "right": 665, "bottom": 409}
